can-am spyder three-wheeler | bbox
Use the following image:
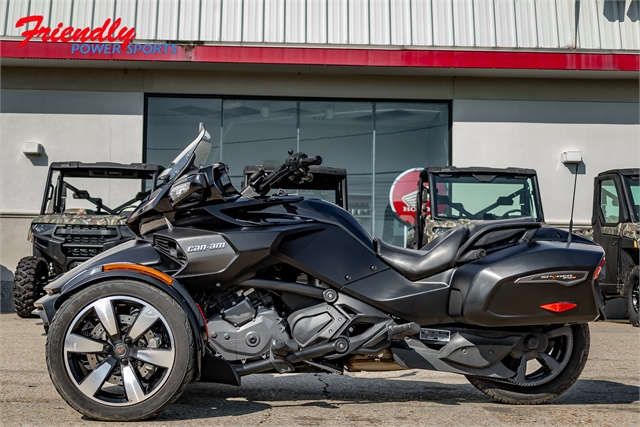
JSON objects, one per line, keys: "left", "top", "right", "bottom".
{"left": 35, "top": 124, "right": 605, "bottom": 421}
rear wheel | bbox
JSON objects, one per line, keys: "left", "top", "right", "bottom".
{"left": 466, "top": 323, "right": 589, "bottom": 404}
{"left": 13, "top": 256, "right": 48, "bottom": 318}
{"left": 626, "top": 267, "right": 639, "bottom": 327}
{"left": 46, "top": 280, "right": 196, "bottom": 421}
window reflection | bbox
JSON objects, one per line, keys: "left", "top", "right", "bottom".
{"left": 146, "top": 97, "right": 450, "bottom": 241}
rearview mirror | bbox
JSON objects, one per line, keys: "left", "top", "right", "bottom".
{"left": 73, "top": 190, "right": 90, "bottom": 199}
{"left": 496, "top": 196, "right": 513, "bottom": 206}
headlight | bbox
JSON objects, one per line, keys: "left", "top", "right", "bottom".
{"left": 31, "top": 223, "right": 55, "bottom": 234}
{"left": 169, "top": 182, "right": 191, "bottom": 202}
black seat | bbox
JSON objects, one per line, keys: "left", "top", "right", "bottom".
{"left": 374, "top": 226, "right": 468, "bottom": 281}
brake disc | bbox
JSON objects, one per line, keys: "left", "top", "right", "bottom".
{"left": 86, "top": 314, "right": 159, "bottom": 384}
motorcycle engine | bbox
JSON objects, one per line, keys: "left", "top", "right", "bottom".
{"left": 205, "top": 289, "right": 291, "bottom": 362}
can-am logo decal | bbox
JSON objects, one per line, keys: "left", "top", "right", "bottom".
{"left": 187, "top": 243, "right": 227, "bottom": 253}
{"left": 15, "top": 15, "right": 178, "bottom": 56}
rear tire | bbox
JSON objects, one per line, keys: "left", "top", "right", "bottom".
{"left": 466, "top": 323, "right": 590, "bottom": 404}
{"left": 46, "top": 279, "right": 196, "bottom": 421}
{"left": 13, "top": 256, "right": 48, "bottom": 318}
{"left": 625, "top": 267, "right": 639, "bottom": 327}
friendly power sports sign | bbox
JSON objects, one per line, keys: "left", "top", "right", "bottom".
{"left": 15, "top": 15, "right": 179, "bottom": 56}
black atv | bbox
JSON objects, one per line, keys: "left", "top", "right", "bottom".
{"left": 13, "top": 162, "right": 163, "bottom": 318}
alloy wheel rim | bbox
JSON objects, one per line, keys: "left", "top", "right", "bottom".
{"left": 63, "top": 296, "right": 175, "bottom": 406}
{"left": 505, "top": 325, "right": 574, "bottom": 387}
{"left": 632, "top": 280, "right": 639, "bottom": 314}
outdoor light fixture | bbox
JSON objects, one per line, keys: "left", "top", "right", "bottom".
{"left": 22, "top": 142, "right": 43, "bottom": 156}
{"left": 324, "top": 106, "right": 334, "bottom": 120}
{"left": 260, "top": 105, "right": 270, "bottom": 118}
{"left": 561, "top": 151, "right": 582, "bottom": 164}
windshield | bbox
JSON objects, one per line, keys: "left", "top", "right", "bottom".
{"left": 624, "top": 175, "right": 639, "bottom": 222}
{"left": 157, "top": 124, "right": 212, "bottom": 182}
{"left": 431, "top": 174, "right": 542, "bottom": 221}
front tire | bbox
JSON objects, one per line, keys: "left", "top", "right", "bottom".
{"left": 13, "top": 256, "right": 48, "bottom": 318}
{"left": 46, "top": 279, "right": 195, "bottom": 421}
{"left": 626, "top": 267, "right": 639, "bottom": 327}
{"left": 466, "top": 323, "right": 590, "bottom": 404}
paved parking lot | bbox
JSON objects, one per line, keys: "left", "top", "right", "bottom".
{"left": 0, "top": 313, "right": 638, "bottom": 426}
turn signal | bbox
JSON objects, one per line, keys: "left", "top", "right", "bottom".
{"left": 540, "top": 302, "right": 577, "bottom": 313}
{"left": 103, "top": 263, "right": 173, "bottom": 285}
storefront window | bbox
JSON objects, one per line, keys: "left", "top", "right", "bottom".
{"left": 146, "top": 96, "right": 449, "bottom": 243}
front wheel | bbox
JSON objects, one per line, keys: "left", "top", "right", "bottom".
{"left": 46, "top": 280, "right": 196, "bottom": 421}
{"left": 13, "top": 256, "right": 49, "bottom": 318}
{"left": 626, "top": 267, "right": 639, "bottom": 327}
{"left": 466, "top": 323, "right": 590, "bottom": 404}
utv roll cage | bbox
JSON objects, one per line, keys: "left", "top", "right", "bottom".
{"left": 41, "top": 162, "right": 164, "bottom": 215}
{"left": 413, "top": 166, "right": 545, "bottom": 248}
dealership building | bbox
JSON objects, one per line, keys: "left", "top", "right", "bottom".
{"left": 1, "top": 0, "right": 639, "bottom": 311}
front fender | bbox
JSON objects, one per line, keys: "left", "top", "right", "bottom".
{"left": 37, "top": 270, "right": 207, "bottom": 381}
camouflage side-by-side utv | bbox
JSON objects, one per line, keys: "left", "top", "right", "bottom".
{"left": 412, "top": 167, "right": 545, "bottom": 248}
{"left": 13, "top": 162, "right": 163, "bottom": 317}
{"left": 588, "top": 169, "right": 639, "bottom": 326}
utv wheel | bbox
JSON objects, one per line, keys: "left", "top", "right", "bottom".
{"left": 626, "top": 267, "right": 639, "bottom": 327}
{"left": 466, "top": 323, "right": 589, "bottom": 404}
{"left": 46, "top": 280, "right": 196, "bottom": 421}
{"left": 13, "top": 256, "right": 49, "bottom": 318}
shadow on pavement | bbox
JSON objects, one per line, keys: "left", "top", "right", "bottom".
{"left": 151, "top": 375, "right": 638, "bottom": 421}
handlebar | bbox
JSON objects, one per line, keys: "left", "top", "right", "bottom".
{"left": 242, "top": 150, "right": 323, "bottom": 197}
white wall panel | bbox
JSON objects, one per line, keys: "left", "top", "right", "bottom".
{"left": 327, "top": 0, "right": 348, "bottom": 43}
{"left": 390, "top": 0, "right": 411, "bottom": 45}
{"left": 94, "top": 0, "right": 116, "bottom": 26}
{"left": 264, "top": 0, "right": 285, "bottom": 42}
{"left": 157, "top": 0, "right": 179, "bottom": 39}
{"left": 597, "top": 0, "right": 622, "bottom": 50}
{"left": 29, "top": 0, "right": 51, "bottom": 26}
{"left": 453, "top": 0, "right": 475, "bottom": 46}
{"left": 576, "top": 0, "right": 601, "bottom": 48}
{"left": 620, "top": 0, "right": 640, "bottom": 50}
{"left": 221, "top": 0, "right": 243, "bottom": 41}
{"left": 307, "top": 0, "right": 327, "bottom": 43}
{"left": 349, "top": 0, "right": 370, "bottom": 44}
{"left": 432, "top": 0, "right": 454, "bottom": 46}
{"left": 411, "top": 0, "right": 433, "bottom": 45}
{"left": 555, "top": 0, "right": 576, "bottom": 48}
{"left": 515, "top": 0, "right": 537, "bottom": 47}
{"left": 115, "top": 0, "right": 138, "bottom": 32}
{"left": 0, "top": 0, "right": 8, "bottom": 36}
{"left": 243, "top": 0, "right": 264, "bottom": 42}
{"left": 136, "top": 0, "right": 159, "bottom": 39}
{"left": 370, "top": 0, "right": 391, "bottom": 45}
{"left": 4, "top": 0, "right": 637, "bottom": 51}
{"left": 536, "top": 0, "right": 559, "bottom": 48}
{"left": 494, "top": 0, "right": 517, "bottom": 47}
{"left": 474, "top": 0, "right": 496, "bottom": 47}
{"left": 179, "top": 0, "right": 201, "bottom": 40}
{"left": 6, "top": 0, "right": 32, "bottom": 36}
{"left": 200, "top": 0, "right": 222, "bottom": 41}
{"left": 285, "top": 0, "right": 306, "bottom": 42}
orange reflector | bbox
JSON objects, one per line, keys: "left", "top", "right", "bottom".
{"left": 103, "top": 263, "right": 173, "bottom": 285}
{"left": 594, "top": 257, "right": 605, "bottom": 280}
{"left": 540, "top": 302, "right": 577, "bottom": 313}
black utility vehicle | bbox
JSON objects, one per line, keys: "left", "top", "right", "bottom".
{"left": 35, "top": 125, "right": 605, "bottom": 421}
{"left": 13, "top": 162, "right": 163, "bottom": 317}
{"left": 588, "top": 169, "right": 639, "bottom": 326}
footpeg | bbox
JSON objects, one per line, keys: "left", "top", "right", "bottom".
{"left": 388, "top": 322, "right": 420, "bottom": 340}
